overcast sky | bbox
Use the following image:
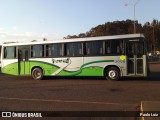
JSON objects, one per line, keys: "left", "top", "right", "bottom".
{"left": 0, "top": 0, "right": 159, "bottom": 44}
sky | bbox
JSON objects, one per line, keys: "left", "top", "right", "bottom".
{"left": 0, "top": 0, "right": 160, "bottom": 44}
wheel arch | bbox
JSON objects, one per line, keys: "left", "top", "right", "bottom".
{"left": 31, "top": 66, "right": 44, "bottom": 75}
{"left": 103, "top": 65, "right": 122, "bottom": 77}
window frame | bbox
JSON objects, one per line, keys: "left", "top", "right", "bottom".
{"left": 104, "top": 39, "right": 125, "bottom": 55}
{"left": 46, "top": 43, "right": 63, "bottom": 58}
{"left": 3, "top": 46, "right": 16, "bottom": 59}
{"left": 65, "top": 42, "right": 83, "bottom": 57}
{"left": 31, "top": 44, "right": 44, "bottom": 58}
{"left": 84, "top": 40, "right": 104, "bottom": 56}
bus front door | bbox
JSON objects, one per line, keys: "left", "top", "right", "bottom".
{"left": 18, "top": 48, "right": 30, "bottom": 75}
{"left": 126, "top": 42, "right": 145, "bottom": 76}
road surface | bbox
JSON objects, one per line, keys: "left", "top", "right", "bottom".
{"left": 0, "top": 63, "right": 159, "bottom": 120}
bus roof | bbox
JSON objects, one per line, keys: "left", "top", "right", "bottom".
{"left": 2, "top": 33, "right": 145, "bottom": 46}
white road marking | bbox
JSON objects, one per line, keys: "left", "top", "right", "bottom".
{"left": 0, "top": 96, "right": 136, "bottom": 106}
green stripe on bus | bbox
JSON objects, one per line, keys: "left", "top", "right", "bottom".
{"left": 58, "top": 60, "right": 114, "bottom": 76}
{"left": 2, "top": 59, "right": 114, "bottom": 76}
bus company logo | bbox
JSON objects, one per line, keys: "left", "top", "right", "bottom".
{"left": 52, "top": 58, "right": 70, "bottom": 64}
{"left": 2, "top": 112, "right": 11, "bottom": 117}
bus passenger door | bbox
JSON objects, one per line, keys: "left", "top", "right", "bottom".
{"left": 18, "top": 48, "right": 30, "bottom": 75}
{"left": 126, "top": 42, "right": 145, "bottom": 76}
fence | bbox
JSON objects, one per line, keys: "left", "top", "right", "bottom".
{"left": 148, "top": 55, "right": 160, "bottom": 62}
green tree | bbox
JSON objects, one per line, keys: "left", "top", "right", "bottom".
{"left": 64, "top": 19, "right": 160, "bottom": 53}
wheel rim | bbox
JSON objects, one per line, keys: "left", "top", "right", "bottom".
{"left": 108, "top": 70, "right": 116, "bottom": 79}
{"left": 34, "top": 70, "right": 41, "bottom": 79}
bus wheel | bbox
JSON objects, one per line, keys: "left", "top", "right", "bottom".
{"left": 32, "top": 68, "right": 43, "bottom": 80}
{"left": 105, "top": 67, "right": 120, "bottom": 81}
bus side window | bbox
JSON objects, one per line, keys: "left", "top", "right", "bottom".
{"left": 4, "top": 47, "right": 7, "bottom": 58}
{"left": 83, "top": 43, "right": 87, "bottom": 55}
{"left": 18, "top": 49, "right": 23, "bottom": 61}
{"left": 51, "top": 46, "right": 54, "bottom": 56}
{"left": 117, "top": 46, "right": 120, "bottom": 53}
{"left": 110, "top": 40, "right": 123, "bottom": 54}
{"left": 87, "top": 48, "right": 90, "bottom": 55}
{"left": 79, "top": 49, "right": 82, "bottom": 54}
{"left": 31, "top": 46, "right": 35, "bottom": 57}
{"left": 4, "top": 47, "right": 16, "bottom": 59}
{"left": 100, "top": 48, "right": 103, "bottom": 54}
{"left": 40, "top": 50, "right": 42, "bottom": 57}
{"left": 120, "top": 41, "right": 124, "bottom": 54}
{"left": 67, "top": 49, "right": 70, "bottom": 56}
{"left": 105, "top": 41, "right": 111, "bottom": 54}
{"left": 40, "top": 45, "right": 44, "bottom": 57}
{"left": 33, "top": 50, "right": 36, "bottom": 57}
{"left": 126, "top": 43, "right": 134, "bottom": 55}
{"left": 25, "top": 50, "right": 29, "bottom": 61}
{"left": 65, "top": 42, "right": 82, "bottom": 57}
{"left": 51, "top": 43, "right": 63, "bottom": 57}
{"left": 60, "top": 49, "right": 62, "bottom": 56}
{"left": 31, "top": 45, "right": 44, "bottom": 58}
{"left": 85, "top": 41, "right": 103, "bottom": 56}
{"left": 46, "top": 45, "right": 49, "bottom": 57}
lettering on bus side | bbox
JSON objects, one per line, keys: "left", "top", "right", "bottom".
{"left": 52, "top": 58, "right": 70, "bottom": 64}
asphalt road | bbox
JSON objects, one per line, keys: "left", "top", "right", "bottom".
{"left": 0, "top": 63, "right": 159, "bottom": 120}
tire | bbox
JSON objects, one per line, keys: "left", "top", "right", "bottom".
{"left": 32, "top": 68, "right": 43, "bottom": 80}
{"left": 105, "top": 67, "right": 120, "bottom": 81}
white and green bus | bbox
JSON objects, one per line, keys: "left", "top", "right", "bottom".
{"left": 0, "top": 34, "right": 149, "bottom": 80}
{"left": 0, "top": 45, "right": 1, "bottom": 68}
